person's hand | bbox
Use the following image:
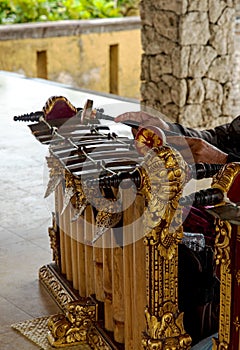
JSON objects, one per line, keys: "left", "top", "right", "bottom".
{"left": 114, "top": 111, "right": 171, "bottom": 132}
{"left": 168, "top": 136, "right": 228, "bottom": 164}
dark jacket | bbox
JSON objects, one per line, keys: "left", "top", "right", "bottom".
{"left": 169, "top": 115, "right": 240, "bottom": 163}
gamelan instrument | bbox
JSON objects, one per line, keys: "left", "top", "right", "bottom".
{"left": 14, "top": 96, "right": 240, "bottom": 350}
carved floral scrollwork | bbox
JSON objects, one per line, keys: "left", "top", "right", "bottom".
{"left": 82, "top": 178, "right": 123, "bottom": 243}
{"left": 212, "top": 338, "right": 229, "bottom": 350}
{"left": 139, "top": 144, "right": 191, "bottom": 349}
{"left": 61, "top": 170, "right": 76, "bottom": 215}
{"left": 213, "top": 218, "right": 232, "bottom": 348}
{"left": 214, "top": 219, "right": 231, "bottom": 271}
{"left": 142, "top": 303, "right": 191, "bottom": 350}
{"left": 44, "top": 155, "right": 64, "bottom": 198}
{"left": 211, "top": 162, "right": 240, "bottom": 350}
{"left": 92, "top": 200, "right": 123, "bottom": 243}
{"left": 71, "top": 177, "right": 88, "bottom": 221}
{"left": 233, "top": 316, "right": 240, "bottom": 332}
{"left": 140, "top": 146, "right": 188, "bottom": 260}
{"left": 211, "top": 162, "right": 240, "bottom": 195}
{"left": 47, "top": 299, "right": 96, "bottom": 347}
{"left": 39, "top": 265, "right": 73, "bottom": 309}
{"left": 87, "top": 325, "right": 113, "bottom": 349}
{"left": 48, "top": 212, "right": 60, "bottom": 267}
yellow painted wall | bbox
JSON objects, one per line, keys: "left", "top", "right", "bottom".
{"left": 0, "top": 27, "right": 141, "bottom": 99}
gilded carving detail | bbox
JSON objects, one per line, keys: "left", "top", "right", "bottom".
{"left": 212, "top": 338, "right": 229, "bottom": 350}
{"left": 48, "top": 212, "right": 60, "bottom": 267}
{"left": 39, "top": 265, "right": 73, "bottom": 310}
{"left": 82, "top": 176, "right": 123, "bottom": 244}
{"left": 71, "top": 177, "right": 88, "bottom": 221}
{"left": 39, "top": 267, "right": 115, "bottom": 349}
{"left": 233, "top": 316, "right": 240, "bottom": 332}
{"left": 139, "top": 145, "right": 191, "bottom": 349}
{"left": 92, "top": 202, "right": 122, "bottom": 244}
{"left": 140, "top": 146, "right": 188, "bottom": 259}
{"left": 214, "top": 219, "right": 231, "bottom": 270}
{"left": 61, "top": 171, "right": 76, "bottom": 215}
{"left": 211, "top": 162, "right": 240, "bottom": 195}
{"left": 143, "top": 304, "right": 191, "bottom": 350}
{"left": 47, "top": 299, "right": 97, "bottom": 347}
{"left": 45, "top": 155, "right": 64, "bottom": 198}
{"left": 87, "top": 325, "right": 113, "bottom": 349}
{"left": 214, "top": 219, "right": 232, "bottom": 348}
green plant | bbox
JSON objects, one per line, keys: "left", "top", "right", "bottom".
{"left": 10, "top": 0, "right": 51, "bottom": 22}
{"left": 60, "top": 0, "right": 120, "bottom": 20}
{"left": 86, "top": 0, "right": 120, "bottom": 18}
{"left": 117, "top": 0, "right": 139, "bottom": 16}
{"left": 0, "top": 0, "right": 14, "bottom": 24}
{"left": 0, "top": 0, "right": 138, "bottom": 24}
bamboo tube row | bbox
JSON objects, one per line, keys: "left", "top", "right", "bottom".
{"left": 56, "top": 182, "right": 146, "bottom": 349}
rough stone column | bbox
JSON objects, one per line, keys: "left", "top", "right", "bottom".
{"left": 140, "top": 0, "right": 236, "bottom": 128}
{"left": 236, "top": 0, "right": 240, "bottom": 16}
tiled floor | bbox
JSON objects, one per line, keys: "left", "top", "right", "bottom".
{"left": 0, "top": 71, "right": 138, "bottom": 349}
{"left": 0, "top": 76, "right": 60, "bottom": 348}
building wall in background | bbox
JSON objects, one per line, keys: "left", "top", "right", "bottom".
{"left": 0, "top": 18, "right": 141, "bottom": 100}
{"left": 140, "top": 1, "right": 237, "bottom": 128}
{"left": 1, "top": 14, "right": 240, "bottom": 124}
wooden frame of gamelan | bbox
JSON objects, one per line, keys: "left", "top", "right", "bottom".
{"left": 39, "top": 145, "right": 240, "bottom": 349}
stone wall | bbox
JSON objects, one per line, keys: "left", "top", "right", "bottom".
{"left": 140, "top": 0, "right": 237, "bottom": 128}
{"left": 233, "top": 19, "right": 240, "bottom": 115}
{"left": 236, "top": 0, "right": 240, "bottom": 16}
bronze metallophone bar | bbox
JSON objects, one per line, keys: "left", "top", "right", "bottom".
{"left": 16, "top": 103, "right": 240, "bottom": 349}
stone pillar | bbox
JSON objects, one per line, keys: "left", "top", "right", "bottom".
{"left": 236, "top": 0, "right": 240, "bottom": 17}
{"left": 140, "top": 0, "right": 236, "bottom": 128}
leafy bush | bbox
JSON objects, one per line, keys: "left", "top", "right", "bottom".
{"left": 0, "top": 0, "right": 15, "bottom": 24}
{"left": 0, "top": 0, "right": 139, "bottom": 24}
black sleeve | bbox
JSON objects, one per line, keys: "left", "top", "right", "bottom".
{"left": 226, "top": 153, "right": 240, "bottom": 163}
{"left": 169, "top": 123, "right": 223, "bottom": 147}
{"left": 168, "top": 115, "right": 240, "bottom": 158}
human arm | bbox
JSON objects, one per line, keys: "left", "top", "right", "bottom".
{"left": 168, "top": 136, "right": 228, "bottom": 164}
{"left": 114, "top": 111, "right": 171, "bottom": 132}
{"left": 114, "top": 111, "right": 230, "bottom": 148}
{"left": 115, "top": 112, "right": 240, "bottom": 164}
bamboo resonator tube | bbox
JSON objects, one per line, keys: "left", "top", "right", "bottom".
{"left": 54, "top": 177, "right": 146, "bottom": 349}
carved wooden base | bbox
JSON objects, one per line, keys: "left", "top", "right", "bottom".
{"left": 39, "top": 264, "right": 121, "bottom": 349}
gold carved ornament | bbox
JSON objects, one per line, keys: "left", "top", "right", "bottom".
{"left": 47, "top": 299, "right": 96, "bottom": 347}
{"left": 48, "top": 212, "right": 60, "bottom": 267}
{"left": 39, "top": 266, "right": 113, "bottom": 349}
{"left": 61, "top": 170, "right": 76, "bottom": 215}
{"left": 212, "top": 219, "right": 232, "bottom": 350}
{"left": 45, "top": 156, "right": 64, "bottom": 267}
{"left": 142, "top": 303, "right": 192, "bottom": 350}
{"left": 210, "top": 163, "right": 240, "bottom": 350}
{"left": 138, "top": 145, "right": 189, "bottom": 259}
{"left": 211, "top": 162, "right": 240, "bottom": 203}
{"left": 71, "top": 176, "right": 88, "bottom": 221}
{"left": 81, "top": 175, "right": 122, "bottom": 244}
{"left": 44, "top": 155, "right": 64, "bottom": 198}
{"left": 135, "top": 143, "right": 191, "bottom": 350}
